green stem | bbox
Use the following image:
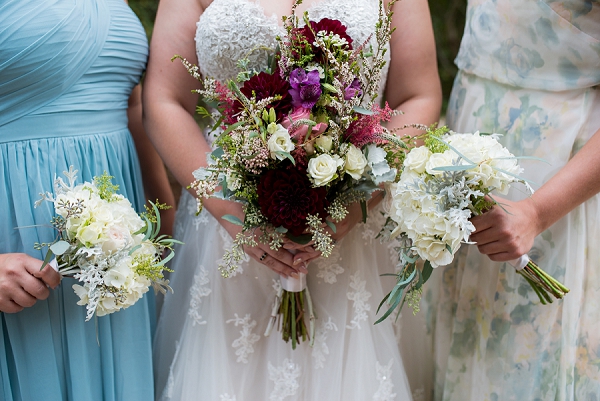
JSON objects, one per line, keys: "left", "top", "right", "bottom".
{"left": 290, "top": 291, "right": 297, "bottom": 350}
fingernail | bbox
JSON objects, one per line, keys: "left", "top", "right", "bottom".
{"left": 293, "top": 258, "right": 302, "bottom": 266}
{"left": 291, "top": 272, "right": 299, "bottom": 279}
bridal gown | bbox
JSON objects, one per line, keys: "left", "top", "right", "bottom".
{"left": 428, "top": 1, "right": 600, "bottom": 400}
{"left": 0, "top": 0, "right": 154, "bottom": 399}
{"left": 153, "top": 0, "right": 418, "bottom": 400}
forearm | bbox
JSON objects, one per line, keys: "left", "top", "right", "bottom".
{"left": 388, "top": 93, "right": 441, "bottom": 139}
{"left": 128, "top": 86, "right": 176, "bottom": 207}
{"left": 143, "top": 97, "right": 245, "bottom": 235}
{"left": 529, "top": 128, "right": 600, "bottom": 234}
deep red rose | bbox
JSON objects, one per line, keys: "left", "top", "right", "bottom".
{"left": 257, "top": 168, "right": 328, "bottom": 236}
{"left": 300, "top": 18, "right": 353, "bottom": 62}
{"left": 236, "top": 70, "right": 293, "bottom": 121}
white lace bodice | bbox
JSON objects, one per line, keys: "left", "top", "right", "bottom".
{"left": 195, "top": 0, "right": 389, "bottom": 88}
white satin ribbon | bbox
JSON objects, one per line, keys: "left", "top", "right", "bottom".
{"left": 508, "top": 254, "right": 530, "bottom": 271}
{"left": 280, "top": 272, "right": 306, "bottom": 292}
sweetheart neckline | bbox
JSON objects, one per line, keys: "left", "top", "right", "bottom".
{"left": 200, "top": 0, "right": 335, "bottom": 29}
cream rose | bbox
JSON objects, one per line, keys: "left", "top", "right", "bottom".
{"left": 267, "top": 124, "right": 295, "bottom": 160}
{"left": 343, "top": 144, "right": 367, "bottom": 179}
{"left": 404, "top": 146, "right": 432, "bottom": 174}
{"left": 77, "top": 221, "right": 105, "bottom": 246}
{"left": 315, "top": 135, "right": 333, "bottom": 152}
{"left": 425, "top": 150, "right": 457, "bottom": 176}
{"left": 308, "top": 154, "right": 343, "bottom": 186}
{"left": 101, "top": 224, "right": 132, "bottom": 254}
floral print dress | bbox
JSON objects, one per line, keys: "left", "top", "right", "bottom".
{"left": 428, "top": 1, "right": 600, "bottom": 400}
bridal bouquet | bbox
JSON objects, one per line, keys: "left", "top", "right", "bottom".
{"left": 376, "top": 126, "right": 569, "bottom": 322}
{"left": 182, "top": 0, "right": 399, "bottom": 348}
{"left": 35, "top": 166, "right": 178, "bottom": 321}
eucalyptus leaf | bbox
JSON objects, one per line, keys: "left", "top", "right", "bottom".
{"left": 352, "top": 106, "right": 374, "bottom": 115}
{"left": 221, "top": 120, "right": 244, "bottom": 136}
{"left": 325, "top": 220, "right": 337, "bottom": 234}
{"left": 432, "top": 164, "right": 477, "bottom": 172}
{"left": 221, "top": 214, "right": 244, "bottom": 226}
{"left": 40, "top": 249, "right": 55, "bottom": 271}
{"left": 211, "top": 147, "right": 224, "bottom": 159}
{"left": 274, "top": 151, "right": 296, "bottom": 165}
{"left": 421, "top": 260, "right": 433, "bottom": 283}
{"left": 49, "top": 240, "right": 70, "bottom": 256}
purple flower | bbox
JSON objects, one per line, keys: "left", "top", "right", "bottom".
{"left": 344, "top": 78, "right": 362, "bottom": 100}
{"left": 289, "top": 68, "right": 322, "bottom": 109}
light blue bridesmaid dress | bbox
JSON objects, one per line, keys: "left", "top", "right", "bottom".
{"left": 0, "top": 0, "right": 154, "bottom": 399}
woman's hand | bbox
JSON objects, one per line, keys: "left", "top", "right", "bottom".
{"left": 245, "top": 242, "right": 308, "bottom": 278}
{"left": 0, "top": 253, "right": 61, "bottom": 313}
{"left": 470, "top": 196, "right": 542, "bottom": 262}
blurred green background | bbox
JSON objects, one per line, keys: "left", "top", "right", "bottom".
{"left": 128, "top": 0, "right": 466, "bottom": 111}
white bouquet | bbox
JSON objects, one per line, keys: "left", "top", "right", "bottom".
{"left": 376, "top": 127, "right": 569, "bottom": 322}
{"left": 35, "top": 166, "right": 178, "bottom": 321}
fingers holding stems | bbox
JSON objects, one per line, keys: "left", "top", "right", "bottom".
{"left": 0, "top": 253, "right": 62, "bottom": 313}
{"left": 249, "top": 245, "right": 307, "bottom": 278}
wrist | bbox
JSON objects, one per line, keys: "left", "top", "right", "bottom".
{"left": 523, "top": 196, "right": 546, "bottom": 236}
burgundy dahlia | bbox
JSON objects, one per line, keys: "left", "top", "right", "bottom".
{"left": 237, "top": 70, "right": 293, "bottom": 121}
{"left": 257, "top": 168, "right": 328, "bottom": 236}
{"left": 300, "top": 18, "right": 353, "bottom": 62}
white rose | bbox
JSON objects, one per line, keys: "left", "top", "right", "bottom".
{"left": 315, "top": 135, "right": 333, "bottom": 152}
{"left": 308, "top": 154, "right": 343, "bottom": 186}
{"left": 267, "top": 124, "right": 295, "bottom": 160}
{"left": 343, "top": 144, "right": 368, "bottom": 179}
{"left": 425, "top": 150, "right": 458, "bottom": 176}
{"left": 404, "top": 146, "right": 432, "bottom": 174}
{"left": 90, "top": 203, "right": 113, "bottom": 225}
{"left": 102, "top": 224, "right": 132, "bottom": 254}
{"left": 77, "top": 221, "right": 105, "bottom": 245}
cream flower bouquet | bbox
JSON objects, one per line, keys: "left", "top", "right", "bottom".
{"left": 35, "top": 166, "right": 178, "bottom": 321}
{"left": 376, "top": 126, "right": 569, "bottom": 322}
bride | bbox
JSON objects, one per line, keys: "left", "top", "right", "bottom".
{"left": 144, "top": 0, "right": 441, "bottom": 399}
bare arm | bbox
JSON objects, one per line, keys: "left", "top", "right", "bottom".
{"left": 142, "top": 0, "right": 301, "bottom": 276}
{"left": 128, "top": 84, "right": 176, "bottom": 235}
{"left": 384, "top": 0, "right": 442, "bottom": 136}
{"left": 471, "top": 128, "right": 600, "bottom": 261}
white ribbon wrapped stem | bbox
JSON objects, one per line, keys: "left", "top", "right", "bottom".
{"left": 280, "top": 272, "right": 307, "bottom": 292}
{"left": 49, "top": 258, "right": 59, "bottom": 272}
{"left": 508, "top": 254, "right": 530, "bottom": 271}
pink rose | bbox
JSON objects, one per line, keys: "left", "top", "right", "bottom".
{"left": 282, "top": 107, "right": 328, "bottom": 143}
